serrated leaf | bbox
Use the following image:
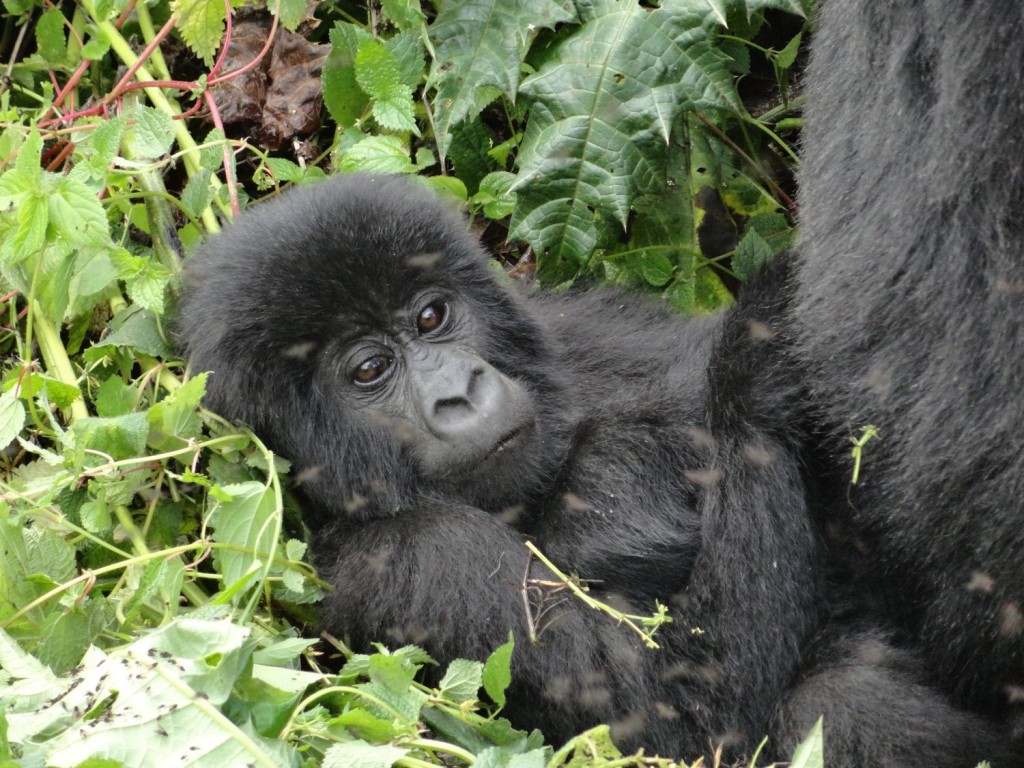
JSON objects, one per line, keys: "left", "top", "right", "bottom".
{"left": 0, "top": 389, "right": 25, "bottom": 451}
{"left": 80, "top": 32, "right": 110, "bottom": 60}
{"left": 482, "top": 634, "right": 514, "bottom": 708}
{"left": 85, "top": 306, "right": 173, "bottom": 361}
{"left": 428, "top": 0, "right": 575, "bottom": 158}
{"left": 94, "top": 377, "right": 137, "bottom": 418}
{"left": 82, "top": 117, "right": 127, "bottom": 177}
{"left": 147, "top": 372, "right": 207, "bottom": 452}
{"left": 439, "top": 658, "right": 483, "bottom": 704}
{"left": 776, "top": 30, "right": 803, "bottom": 70}
{"left": 638, "top": 251, "right": 675, "bottom": 287}
{"left": 323, "top": 22, "right": 373, "bottom": 128}
{"left": 732, "top": 227, "right": 772, "bottom": 282}
{"left": 274, "top": 0, "right": 307, "bottom": 31}
{"left": 323, "top": 741, "right": 408, "bottom": 768}
{"left": 381, "top": 0, "right": 425, "bottom": 29}
{"left": 172, "top": 0, "right": 226, "bottom": 65}
{"left": 207, "top": 481, "right": 278, "bottom": 602}
{"left": 35, "top": 8, "right": 67, "bottom": 65}
{"left": 125, "top": 105, "right": 175, "bottom": 159}
{"left": 384, "top": 30, "right": 426, "bottom": 91}
{"left": 70, "top": 413, "right": 149, "bottom": 462}
{"left": 512, "top": 0, "right": 740, "bottom": 276}
{"left": 49, "top": 176, "right": 110, "bottom": 248}
{"left": 337, "top": 135, "right": 418, "bottom": 174}
{"left": 355, "top": 40, "right": 417, "bottom": 134}
{"left": 180, "top": 168, "right": 213, "bottom": 219}
{"left": 10, "top": 193, "right": 47, "bottom": 259}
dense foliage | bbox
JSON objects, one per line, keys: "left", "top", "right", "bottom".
{"left": 0, "top": 0, "right": 810, "bottom": 765}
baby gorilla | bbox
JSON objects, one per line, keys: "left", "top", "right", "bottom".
{"left": 177, "top": 174, "right": 1012, "bottom": 765}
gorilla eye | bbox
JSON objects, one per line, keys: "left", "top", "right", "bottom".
{"left": 417, "top": 300, "right": 449, "bottom": 335}
{"left": 353, "top": 355, "right": 392, "bottom": 385}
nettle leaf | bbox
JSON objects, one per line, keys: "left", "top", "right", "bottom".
{"left": 172, "top": 0, "right": 226, "bottom": 65}
{"left": 49, "top": 176, "right": 111, "bottom": 248}
{"left": 337, "top": 134, "right": 422, "bottom": 174}
{"left": 207, "top": 481, "right": 279, "bottom": 602}
{"left": 323, "top": 22, "right": 372, "bottom": 128}
{"left": 381, "top": 0, "right": 425, "bottom": 30}
{"left": 512, "top": 0, "right": 741, "bottom": 278}
{"left": 147, "top": 373, "right": 207, "bottom": 452}
{"left": 482, "top": 634, "right": 514, "bottom": 708}
{"left": 427, "top": 0, "right": 576, "bottom": 158}
{"left": 0, "top": 389, "right": 25, "bottom": 452}
{"left": 323, "top": 741, "right": 408, "bottom": 768}
{"left": 70, "top": 413, "right": 149, "bottom": 462}
{"left": 35, "top": 8, "right": 67, "bottom": 65}
{"left": 355, "top": 39, "right": 417, "bottom": 134}
{"left": 125, "top": 105, "right": 175, "bottom": 159}
{"left": 438, "top": 658, "right": 484, "bottom": 704}
{"left": 1, "top": 619, "right": 297, "bottom": 767}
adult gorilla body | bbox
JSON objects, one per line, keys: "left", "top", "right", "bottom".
{"left": 178, "top": 179, "right": 1010, "bottom": 763}
{"left": 794, "top": 0, "right": 1024, "bottom": 744}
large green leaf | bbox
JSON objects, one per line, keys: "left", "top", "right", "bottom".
{"left": 427, "top": 0, "right": 576, "bottom": 159}
{"left": 511, "top": 0, "right": 742, "bottom": 279}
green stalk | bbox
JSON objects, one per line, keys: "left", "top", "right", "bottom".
{"left": 31, "top": 299, "right": 89, "bottom": 422}
{"left": 97, "top": 19, "right": 222, "bottom": 233}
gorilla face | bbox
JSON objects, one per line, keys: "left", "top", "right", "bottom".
{"left": 177, "top": 175, "right": 567, "bottom": 521}
{"left": 326, "top": 286, "right": 539, "bottom": 502}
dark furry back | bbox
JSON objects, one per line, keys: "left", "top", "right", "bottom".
{"left": 794, "top": 0, "right": 1024, "bottom": 729}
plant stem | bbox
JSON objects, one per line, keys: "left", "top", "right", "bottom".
{"left": 97, "top": 19, "right": 222, "bottom": 233}
{"left": 31, "top": 300, "right": 88, "bottom": 422}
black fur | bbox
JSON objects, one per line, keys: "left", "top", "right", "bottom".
{"left": 794, "top": 0, "right": 1024, "bottom": 750}
{"left": 177, "top": 174, "right": 1012, "bottom": 764}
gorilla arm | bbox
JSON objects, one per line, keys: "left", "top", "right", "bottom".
{"left": 316, "top": 502, "right": 679, "bottom": 750}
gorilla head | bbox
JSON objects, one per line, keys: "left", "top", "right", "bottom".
{"left": 178, "top": 175, "right": 568, "bottom": 523}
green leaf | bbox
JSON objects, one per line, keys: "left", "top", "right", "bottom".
{"left": 776, "top": 29, "right": 803, "bottom": 70}
{"left": 274, "top": 0, "right": 307, "bottom": 31}
{"left": 0, "top": 389, "right": 25, "bottom": 451}
{"left": 355, "top": 39, "right": 417, "bottom": 134}
{"left": 94, "top": 376, "right": 138, "bottom": 418}
{"left": 381, "top": 0, "right": 425, "bottom": 30}
{"left": 427, "top": 0, "right": 576, "bottom": 158}
{"left": 789, "top": 716, "right": 825, "bottom": 768}
{"left": 125, "top": 105, "right": 176, "bottom": 160}
{"left": 512, "top": 0, "right": 740, "bottom": 275}
{"left": 638, "top": 251, "right": 675, "bottom": 287}
{"left": 172, "top": 0, "right": 226, "bottom": 65}
{"left": 180, "top": 168, "right": 213, "bottom": 220}
{"left": 0, "top": 619, "right": 298, "bottom": 767}
{"left": 474, "top": 171, "right": 517, "bottom": 219}
{"left": 337, "top": 135, "right": 419, "bottom": 174}
{"left": 70, "top": 413, "right": 149, "bottom": 462}
{"left": 207, "top": 481, "right": 278, "bottom": 602}
{"left": 732, "top": 226, "right": 772, "bottom": 282}
{"left": 50, "top": 176, "right": 111, "bottom": 248}
{"left": 35, "top": 8, "right": 67, "bottom": 65}
{"left": 323, "top": 22, "right": 372, "bottom": 128}
{"left": 322, "top": 741, "right": 408, "bottom": 768}
{"left": 10, "top": 193, "right": 48, "bottom": 260}
{"left": 439, "top": 658, "right": 484, "bottom": 704}
{"left": 482, "top": 633, "right": 514, "bottom": 708}
{"left": 147, "top": 372, "right": 207, "bottom": 452}
{"left": 85, "top": 306, "right": 174, "bottom": 361}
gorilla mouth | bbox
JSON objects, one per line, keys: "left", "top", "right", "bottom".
{"left": 488, "top": 427, "right": 524, "bottom": 458}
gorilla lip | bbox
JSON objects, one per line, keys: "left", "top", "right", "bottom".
{"left": 489, "top": 427, "right": 524, "bottom": 457}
